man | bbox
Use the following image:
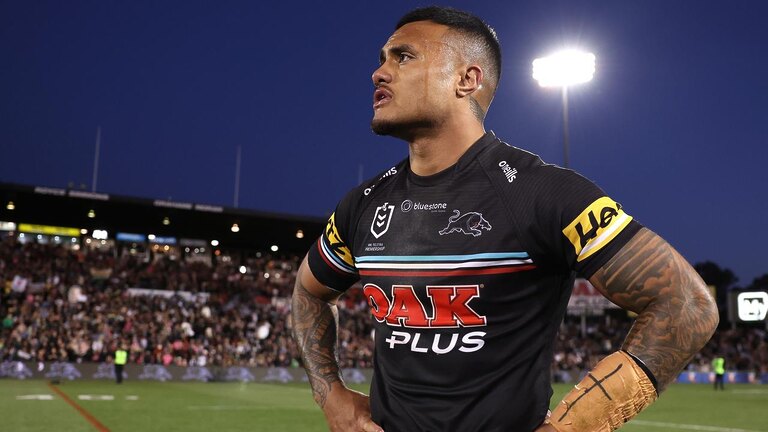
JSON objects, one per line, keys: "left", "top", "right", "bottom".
{"left": 114, "top": 343, "right": 127, "bottom": 384}
{"left": 291, "top": 6, "right": 718, "bottom": 431}
{"left": 712, "top": 353, "right": 725, "bottom": 390}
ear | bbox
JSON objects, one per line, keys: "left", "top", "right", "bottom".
{"left": 456, "top": 65, "right": 483, "bottom": 98}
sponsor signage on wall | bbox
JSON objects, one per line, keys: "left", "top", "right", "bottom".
{"left": 567, "top": 278, "right": 618, "bottom": 315}
{"left": 729, "top": 290, "right": 768, "bottom": 323}
{"left": 18, "top": 223, "right": 80, "bottom": 237}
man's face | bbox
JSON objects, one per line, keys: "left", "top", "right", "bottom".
{"left": 371, "top": 21, "right": 459, "bottom": 137}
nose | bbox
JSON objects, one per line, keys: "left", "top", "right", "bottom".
{"left": 372, "top": 63, "right": 392, "bottom": 86}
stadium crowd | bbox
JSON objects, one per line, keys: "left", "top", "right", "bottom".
{"left": 1, "top": 236, "right": 766, "bottom": 376}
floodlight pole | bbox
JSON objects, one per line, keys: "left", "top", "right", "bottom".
{"left": 92, "top": 126, "right": 101, "bottom": 192}
{"left": 234, "top": 145, "right": 242, "bottom": 208}
{"left": 561, "top": 87, "right": 570, "bottom": 169}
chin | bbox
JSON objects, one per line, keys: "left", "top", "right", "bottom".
{"left": 371, "top": 118, "right": 398, "bottom": 136}
{"left": 371, "top": 116, "right": 435, "bottom": 139}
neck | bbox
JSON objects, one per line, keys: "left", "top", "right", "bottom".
{"left": 407, "top": 116, "right": 486, "bottom": 176}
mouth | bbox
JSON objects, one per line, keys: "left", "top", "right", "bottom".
{"left": 373, "top": 87, "right": 393, "bottom": 109}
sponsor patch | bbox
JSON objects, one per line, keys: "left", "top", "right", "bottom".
{"left": 563, "top": 197, "right": 632, "bottom": 261}
{"left": 324, "top": 213, "right": 354, "bottom": 267}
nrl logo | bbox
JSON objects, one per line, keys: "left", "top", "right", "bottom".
{"left": 371, "top": 202, "right": 395, "bottom": 239}
{"left": 439, "top": 210, "right": 492, "bottom": 237}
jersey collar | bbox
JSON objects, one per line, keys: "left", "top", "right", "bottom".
{"left": 407, "top": 131, "right": 498, "bottom": 187}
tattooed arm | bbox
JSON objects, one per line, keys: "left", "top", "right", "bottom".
{"left": 589, "top": 228, "right": 719, "bottom": 392}
{"left": 539, "top": 228, "right": 718, "bottom": 431}
{"left": 291, "top": 257, "right": 383, "bottom": 432}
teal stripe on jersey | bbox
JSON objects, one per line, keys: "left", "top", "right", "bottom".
{"left": 355, "top": 252, "right": 529, "bottom": 263}
{"left": 320, "top": 236, "right": 356, "bottom": 273}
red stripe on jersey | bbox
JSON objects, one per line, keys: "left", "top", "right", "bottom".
{"left": 358, "top": 265, "right": 536, "bottom": 277}
{"left": 317, "top": 238, "right": 349, "bottom": 275}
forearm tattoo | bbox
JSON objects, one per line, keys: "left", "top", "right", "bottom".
{"left": 590, "top": 228, "right": 718, "bottom": 392}
{"left": 291, "top": 280, "right": 342, "bottom": 407}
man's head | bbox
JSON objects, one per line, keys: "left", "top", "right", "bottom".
{"left": 371, "top": 6, "right": 501, "bottom": 139}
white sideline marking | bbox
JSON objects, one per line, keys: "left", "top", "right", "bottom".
{"left": 125, "top": 395, "right": 139, "bottom": 400}
{"left": 16, "top": 394, "right": 54, "bottom": 400}
{"left": 78, "top": 394, "right": 115, "bottom": 401}
{"left": 632, "top": 420, "right": 765, "bottom": 432}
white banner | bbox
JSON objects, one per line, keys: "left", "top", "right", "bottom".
{"left": 567, "top": 278, "right": 618, "bottom": 315}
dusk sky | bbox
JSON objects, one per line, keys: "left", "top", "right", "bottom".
{"left": 1, "top": 1, "right": 766, "bottom": 285}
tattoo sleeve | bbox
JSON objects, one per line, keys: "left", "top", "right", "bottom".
{"left": 589, "top": 228, "right": 719, "bottom": 392}
{"left": 291, "top": 278, "right": 342, "bottom": 407}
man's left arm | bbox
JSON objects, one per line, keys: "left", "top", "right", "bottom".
{"left": 589, "top": 227, "right": 718, "bottom": 392}
{"left": 542, "top": 228, "right": 718, "bottom": 431}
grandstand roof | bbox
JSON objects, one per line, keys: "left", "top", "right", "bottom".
{"left": 0, "top": 182, "right": 323, "bottom": 254}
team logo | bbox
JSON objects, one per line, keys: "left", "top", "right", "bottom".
{"left": 439, "top": 210, "right": 492, "bottom": 237}
{"left": 371, "top": 202, "right": 395, "bottom": 239}
{"left": 0, "top": 361, "right": 33, "bottom": 379}
{"left": 562, "top": 197, "right": 632, "bottom": 261}
{"left": 182, "top": 366, "right": 213, "bottom": 382}
{"left": 139, "top": 364, "right": 173, "bottom": 381}
{"left": 45, "top": 362, "right": 82, "bottom": 381}
{"left": 263, "top": 367, "right": 294, "bottom": 383}
{"left": 225, "top": 367, "right": 255, "bottom": 382}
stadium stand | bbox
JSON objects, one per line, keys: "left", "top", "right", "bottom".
{"left": 0, "top": 182, "right": 765, "bottom": 381}
{"left": 0, "top": 237, "right": 372, "bottom": 368}
{"left": 1, "top": 236, "right": 765, "bottom": 377}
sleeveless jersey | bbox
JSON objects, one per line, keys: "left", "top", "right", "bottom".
{"left": 307, "top": 132, "right": 642, "bottom": 432}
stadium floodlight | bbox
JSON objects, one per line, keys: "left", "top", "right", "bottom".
{"left": 532, "top": 49, "right": 596, "bottom": 168}
{"left": 231, "top": 223, "right": 240, "bottom": 233}
{"left": 295, "top": 230, "right": 304, "bottom": 239}
{"left": 239, "top": 265, "right": 247, "bottom": 274}
{"left": 87, "top": 209, "right": 96, "bottom": 219}
{"left": 211, "top": 239, "right": 219, "bottom": 247}
{"left": 6, "top": 201, "right": 14, "bottom": 210}
{"left": 532, "top": 50, "right": 595, "bottom": 88}
{"left": 270, "top": 245, "right": 279, "bottom": 252}
{"left": 162, "top": 217, "right": 170, "bottom": 226}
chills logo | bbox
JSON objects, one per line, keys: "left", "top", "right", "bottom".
{"left": 364, "top": 284, "right": 487, "bottom": 354}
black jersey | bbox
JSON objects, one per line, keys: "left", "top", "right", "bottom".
{"left": 307, "top": 132, "right": 641, "bottom": 432}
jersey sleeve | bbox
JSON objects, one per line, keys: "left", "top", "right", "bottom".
{"left": 526, "top": 166, "right": 643, "bottom": 278}
{"left": 306, "top": 194, "right": 361, "bottom": 292}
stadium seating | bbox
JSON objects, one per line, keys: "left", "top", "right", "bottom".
{"left": 1, "top": 236, "right": 765, "bottom": 377}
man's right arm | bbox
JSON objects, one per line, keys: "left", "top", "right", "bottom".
{"left": 291, "top": 257, "right": 343, "bottom": 407}
{"left": 291, "top": 257, "right": 383, "bottom": 432}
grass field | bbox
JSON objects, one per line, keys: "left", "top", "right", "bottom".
{"left": 1, "top": 380, "right": 766, "bottom": 431}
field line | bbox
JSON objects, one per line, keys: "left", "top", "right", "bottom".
{"left": 48, "top": 383, "right": 111, "bottom": 432}
{"left": 633, "top": 420, "right": 765, "bottom": 432}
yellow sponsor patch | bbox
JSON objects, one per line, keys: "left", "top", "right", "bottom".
{"left": 325, "top": 212, "right": 354, "bottom": 267}
{"left": 562, "top": 197, "right": 633, "bottom": 261}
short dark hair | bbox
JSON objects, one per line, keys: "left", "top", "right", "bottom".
{"left": 396, "top": 6, "right": 502, "bottom": 87}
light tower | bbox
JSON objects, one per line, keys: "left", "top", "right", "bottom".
{"left": 532, "top": 50, "right": 595, "bottom": 168}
